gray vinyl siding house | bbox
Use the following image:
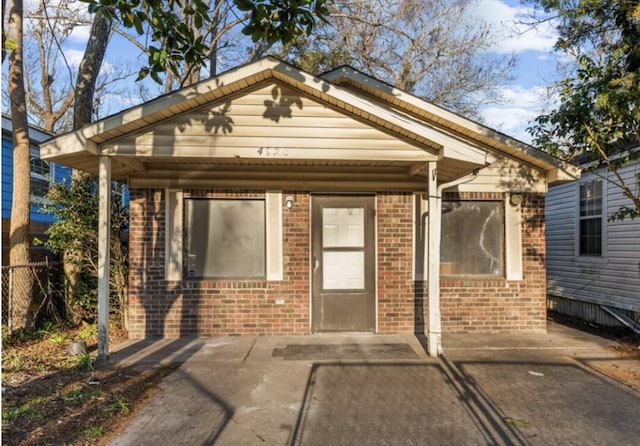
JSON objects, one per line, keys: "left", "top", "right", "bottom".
{"left": 546, "top": 157, "right": 640, "bottom": 327}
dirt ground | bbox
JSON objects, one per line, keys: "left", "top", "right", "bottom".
{"left": 1, "top": 324, "right": 176, "bottom": 446}
{"left": 2, "top": 316, "right": 639, "bottom": 445}
{"left": 548, "top": 312, "right": 640, "bottom": 389}
{"left": 596, "top": 343, "right": 640, "bottom": 390}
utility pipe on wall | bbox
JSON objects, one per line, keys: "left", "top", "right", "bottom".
{"left": 427, "top": 164, "right": 480, "bottom": 357}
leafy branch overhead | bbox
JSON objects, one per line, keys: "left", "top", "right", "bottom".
{"left": 527, "top": 0, "right": 640, "bottom": 220}
{"left": 82, "top": 0, "right": 329, "bottom": 84}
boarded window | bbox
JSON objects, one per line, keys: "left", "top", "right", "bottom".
{"left": 185, "top": 199, "right": 265, "bottom": 278}
{"left": 441, "top": 201, "right": 504, "bottom": 276}
{"left": 579, "top": 180, "right": 602, "bottom": 256}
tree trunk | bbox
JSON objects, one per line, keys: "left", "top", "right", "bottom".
{"left": 63, "top": 12, "right": 112, "bottom": 322}
{"left": 74, "top": 13, "right": 111, "bottom": 128}
{"left": 7, "top": 0, "right": 34, "bottom": 331}
{"left": 208, "top": 0, "right": 221, "bottom": 78}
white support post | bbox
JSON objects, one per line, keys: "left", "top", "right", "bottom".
{"left": 427, "top": 161, "right": 442, "bottom": 357}
{"left": 98, "top": 156, "right": 111, "bottom": 361}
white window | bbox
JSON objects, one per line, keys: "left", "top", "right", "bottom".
{"left": 30, "top": 147, "right": 50, "bottom": 200}
{"left": 578, "top": 179, "right": 603, "bottom": 256}
{"left": 185, "top": 198, "right": 266, "bottom": 279}
{"left": 441, "top": 201, "right": 504, "bottom": 276}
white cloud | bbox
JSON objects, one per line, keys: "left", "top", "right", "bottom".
{"left": 68, "top": 24, "right": 92, "bottom": 45}
{"left": 498, "top": 85, "right": 552, "bottom": 108}
{"left": 60, "top": 48, "right": 86, "bottom": 67}
{"left": 479, "top": 83, "right": 559, "bottom": 144}
{"left": 474, "top": 0, "right": 558, "bottom": 54}
{"left": 24, "top": 0, "right": 92, "bottom": 45}
{"left": 482, "top": 105, "right": 537, "bottom": 133}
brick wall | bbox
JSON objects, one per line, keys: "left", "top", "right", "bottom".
{"left": 438, "top": 192, "right": 547, "bottom": 333}
{"left": 376, "top": 192, "right": 418, "bottom": 333}
{"left": 128, "top": 189, "right": 546, "bottom": 338}
{"left": 128, "top": 189, "right": 310, "bottom": 338}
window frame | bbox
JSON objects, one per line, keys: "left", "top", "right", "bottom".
{"left": 29, "top": 147, "right": 51, "bottom": 203}
{"left": 576, "top": 176, "right": 607, "bottom": 260}
{"left": 440, "top": 199, "right": 505, "bottom": 278}
{"left": 184, "top": 197, "right": 267, "bottom": 280}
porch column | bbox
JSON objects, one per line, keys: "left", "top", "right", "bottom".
{"left": 426, "top": 161, "right": 442, "bottom": 357}
{"left": 98, "top": 156, "right": 111, "bottom": 361}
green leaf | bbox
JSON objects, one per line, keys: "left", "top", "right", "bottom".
{"left": 150, "top": 69, "right": 163, "bottom": 85}
{"left": 136, "top": 67, "right": 150, "bottom": 81}
{"left": 504, "top": 417, "right": 529, "bottom": 428}
{"left": 4, "top": 38, "right": 17, "bottom": 51}
{"left": 235, "top": 0, "right": 254, "bottom": 11}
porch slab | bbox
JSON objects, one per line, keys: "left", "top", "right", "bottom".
{"left": 108, "top": 325, "right": 639, "bottom": 446}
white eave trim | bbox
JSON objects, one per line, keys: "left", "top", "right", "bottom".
{"left": 323, "top": 66, "right": 581, "bottom": 182}
{"left": 40, "top": 57, "right": 496, "bottom": 165}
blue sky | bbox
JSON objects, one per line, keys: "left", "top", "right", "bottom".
{"left": 13, "top": 0, "right": 562, "bottom": 144}
{"left": 473, "top": 0, "right": 562, "bottom": 143}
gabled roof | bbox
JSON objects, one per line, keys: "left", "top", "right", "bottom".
{"left": 322, "top": 65, "right": 579, "bottom": 183}
{"left": 39, "top": 56, "right": 578, "bottom": 185}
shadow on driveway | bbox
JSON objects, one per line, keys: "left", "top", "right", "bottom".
{"left": 289, "top": 358, "right": 640, "bottom": 446}
{"left": 108, "top": 331, "right": 640, "bottom": 446}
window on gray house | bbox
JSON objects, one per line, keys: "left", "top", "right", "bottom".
{"left": 185, "top": 198, "right": 265, "bottom": 278}
{"left": 579, "top": 180, "right": 602, "bottom": 256}
{"left": 441, "top": 201, "right": 504, "bottom": 276}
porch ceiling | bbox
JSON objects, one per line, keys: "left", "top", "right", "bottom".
{"left": 121, "top": 158, "right": 457, "bottom": 191}
{"left": 99, "top": 154, "right": 482, "bottom": 190}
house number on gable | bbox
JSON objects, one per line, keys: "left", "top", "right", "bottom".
{"left": 258, "top": 147, "right": 289, "bottom": 157}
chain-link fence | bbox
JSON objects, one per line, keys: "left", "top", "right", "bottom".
{"left": 2, "top": 261, "right": 63, "bottom": 334}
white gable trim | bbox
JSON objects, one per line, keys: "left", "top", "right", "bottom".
{"left": 41, "top": 58, "right": 498, "bottom": 172}
{"left": 323, "top": 66, "right": 580, "bottom": 183}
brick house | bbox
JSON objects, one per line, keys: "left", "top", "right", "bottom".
{"left": 40, "top": 58, "right": 578, "bottom": 356}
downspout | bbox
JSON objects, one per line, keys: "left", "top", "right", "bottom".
{"left": 427, "top": 164, "right": 481, "bottom": 357}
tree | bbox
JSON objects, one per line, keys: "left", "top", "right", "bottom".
{"left": 528, "top": 0, "right": 640, "bottom": 219}
{"left": 84, "top": 0, "right": 330, "bottom": 85}
{"left": 6, "top": 0, "right": 35, "bottom": 331}
{"left": 6, "top": 0, "right": 154, "bottom": 132}
{"left": 40, "top": 176, "right": 129, "bottom": 328}
{"left": 272, "top": 0, "right": 516, "bottom": 118}
{"left": 4, "top": 0, "right": 331, "bottom": 332}
{"left": 22, "top": 0, "right": 78, "bottom": 132}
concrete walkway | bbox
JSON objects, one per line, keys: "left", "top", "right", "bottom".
{"left": 108, "top": 324, "right": 640, "bottom": 446}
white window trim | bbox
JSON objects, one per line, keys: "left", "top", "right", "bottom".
{"left": 265, "top": 191, "right": 284, "bottom": 280}
{"left": 29, "top": 146, "right": 52, "bottom": 204}
{"left": 575, "top": 174, "right": 608, "bottom": 263}
{"left": 165, "top": 189, "right": 183, "bottom": 281}
{"left": 505, "top": 196, "right": 523, "bottom": 281}
{"left": 164, "top": 190, "right": 283, "bottom": 281}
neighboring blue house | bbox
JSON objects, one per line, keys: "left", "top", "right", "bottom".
{"left": 2, "top": 115, "right": 130, "bottom": 265}
{"left": 2, "top": 115, "right": 72, "bottom": 263}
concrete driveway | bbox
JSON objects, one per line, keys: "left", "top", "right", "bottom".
{"left": 108, "top": 324, "right": 640, "bottom": 446}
